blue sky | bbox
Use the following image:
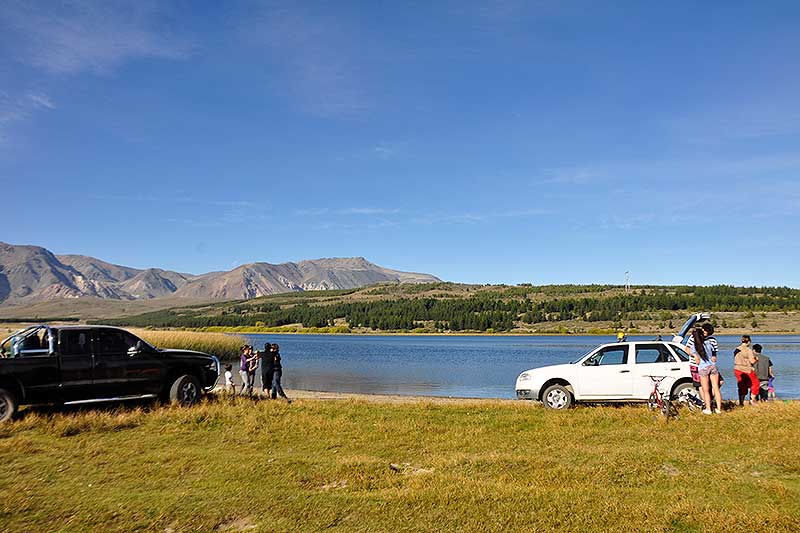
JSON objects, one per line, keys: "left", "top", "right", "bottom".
{"left": 2, "top": 1, "right": 799, "bottom": 286}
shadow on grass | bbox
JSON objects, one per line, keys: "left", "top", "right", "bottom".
{"left": 13, "top": 389, "right": 280, "bottom": 425}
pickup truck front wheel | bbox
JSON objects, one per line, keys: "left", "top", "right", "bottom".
{"left": 169, "top": 375, "right": 201, "bottom": 406}
{"left": 0, "top": 388, "right": 18, "bottom": 422}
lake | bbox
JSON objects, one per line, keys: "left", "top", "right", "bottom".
{"left": 236, "top": 334, "right": 800, "bottom": 400}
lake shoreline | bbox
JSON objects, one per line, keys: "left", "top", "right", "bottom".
{"left": 205, "top": 329, "right": 800, "bottom": 337}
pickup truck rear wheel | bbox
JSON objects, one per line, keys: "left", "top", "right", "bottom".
{"left": 169, "top": 375, "right": 201, "bottom": 406}
{"left": 542, "top": 384, "right": 573, "bottom": 409}
{"left": 0, "top": 388, "right": 18, "bottom": 422}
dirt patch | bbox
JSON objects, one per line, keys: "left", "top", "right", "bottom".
{"left": 216, "top": 517, "right": 257, "bottom": 531}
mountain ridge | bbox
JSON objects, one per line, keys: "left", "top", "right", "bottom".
{"left": 0, "top": 242, "right": 440, "bottom": 305}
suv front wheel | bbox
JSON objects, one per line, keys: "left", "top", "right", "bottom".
{"left": 542, "top": 384, "right": 574, "bottom": 409}
{"left": 169, "top": 375, "right": 201, "bottom": 406}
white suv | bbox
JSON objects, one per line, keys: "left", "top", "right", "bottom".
{"left": 515, "top": 340, "right": 697, "bottom": 409}
{"left": 515, "top": 313, "right": 710, "bottom": 409}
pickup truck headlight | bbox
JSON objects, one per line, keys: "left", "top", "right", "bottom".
{"left": 518, "top": 372, "right": 531, "bottom": 381}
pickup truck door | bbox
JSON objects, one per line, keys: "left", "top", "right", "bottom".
{"left": 92, "top": 329, "right": 163, "bottom": 397}
{"left": 10, "top": 327, "right": 60, "bottom": 403}
{"left": 577, "top": 344, "right": 634, "bottom": 398}
{"left": 58, "top": 328, "right": 96, "bottom": 402}
{"left": 631, "top": 343, "right": 686, "bottom": 399}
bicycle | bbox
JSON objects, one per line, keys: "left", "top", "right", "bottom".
{"left": 645, "top": 375, "right": 677, "bottom": 419}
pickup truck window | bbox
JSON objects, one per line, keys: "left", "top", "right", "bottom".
{"left": 60, "top": 330, "right": 91, "bottom": 356}
{"left": 13, "top": 326, "right": 52, "bottom": 357}
{"left": 94, "top": 329, "right": 140, "bottom": 355}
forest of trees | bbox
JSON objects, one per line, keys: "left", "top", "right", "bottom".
{"left": 99, "top": 285, "right": 800, "bottom": 332}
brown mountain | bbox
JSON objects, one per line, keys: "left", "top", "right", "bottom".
{"left": 0, "top": 242, "right": 440, "bottom": 305}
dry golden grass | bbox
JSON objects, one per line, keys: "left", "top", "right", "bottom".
{"left": 131, "top": 329, "right": 245, "bottom": 360}
{"left": 0, "top": 397, "right": 797, "bottom": 531}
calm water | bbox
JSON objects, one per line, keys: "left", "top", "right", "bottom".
{"left": 234, "top": 334, "right": 800, "bottom": 400}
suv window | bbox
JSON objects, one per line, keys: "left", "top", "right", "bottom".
{"left": 60, "top": 330, "right": 92, "bottom": 356}
{"left": 635, "top": 344, "right": 675, "bottom": 364}
{"left": 583, "top": 345, "right": 628, "bottom": 366}
{"left": 669, "top": 344, "right": 692, "bottom": 362}
{"left": 94, "top": 329, "right": 140, "bottom": 355}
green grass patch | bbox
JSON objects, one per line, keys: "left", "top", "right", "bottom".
{"left": 0, "top": 399, "right": 798, "bottom": 531}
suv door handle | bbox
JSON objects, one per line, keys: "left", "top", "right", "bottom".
{"left": 670, "top": 368, "right": 680, "bottom": 371}
{"left": 619, "top": 370, "right": 630, "bottom": 373}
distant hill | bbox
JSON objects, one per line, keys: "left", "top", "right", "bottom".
{"left": 0, "top": 242, "right": 441, "bottom": 306}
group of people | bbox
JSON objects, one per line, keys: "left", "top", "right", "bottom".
{"left": 685, "top": 324, "right": 775, "bottom": 414}
{"left": 733, "top": 334, "right": 775, "bottom": 405}
{"left": 223, "top": 343, "right": 290, "bottom": 401}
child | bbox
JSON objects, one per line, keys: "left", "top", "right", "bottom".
{"left": 768, "top": 376, "right": 776, "bottom": 400}
{"left": 224, "top": 363, "right": 236, "bottom": 394}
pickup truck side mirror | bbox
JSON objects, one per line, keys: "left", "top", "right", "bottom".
{"left": 128, "top": 340, "right": 146, "bottom": 356}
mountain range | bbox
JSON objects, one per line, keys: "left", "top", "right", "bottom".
{"left": 0, "top": 242, "right": 440, "bottom": 305}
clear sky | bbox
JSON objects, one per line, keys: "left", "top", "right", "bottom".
{"left": 2, "top": 1, "right": 799, "bottom": 287}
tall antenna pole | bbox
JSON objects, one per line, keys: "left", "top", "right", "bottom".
{"left": 625, "top": 271, "right": 630, "bottom": 294}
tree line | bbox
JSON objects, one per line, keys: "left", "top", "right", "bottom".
{"left": 98, "top": 285, "right": 800, "bottom": 332}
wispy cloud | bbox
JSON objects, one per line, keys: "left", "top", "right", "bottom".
{"left": 662, "top": 91, "right": 800, "bottom": 144}
{"left": 341, "top": 207, "right": 400, "bottom": 215}
{"left": 0, "top": 91, "right": 57, "bottom": 145}
{"left": 25, "top": 92, "right": 56, "bottom": 110}
{"left": 90, "top": 193, "right": 253, "bottom": 209}
{"left": 165, "top": 217, "right": 225, "bottom": 229}
{"left": 409, "top": 208, "right": 551, "bottom": 226}
{"left": 242, "top": 3, "right": 370, "bottom": 118}
{"left": 536, "top": 168, "right": 598, "bottom": 186}
{"left": 295, "top": 207, "right": 400, "bottom": 217}
{"left": 373, "top": 142, "right": 402, "bottom": 159}
{"left": 1, "top": 0, "right": 191, "bottom": 75}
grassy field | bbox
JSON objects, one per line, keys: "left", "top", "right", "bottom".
{"left": 0, "top": 397, "right": 797, "bottom": 532}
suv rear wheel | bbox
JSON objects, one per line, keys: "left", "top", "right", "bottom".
{"left": 169, "top": 375, "right": 201, "bottom": 406}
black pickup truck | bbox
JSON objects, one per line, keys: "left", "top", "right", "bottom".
{"left": 0, "top": 324, "right": 220, "bottom": 422}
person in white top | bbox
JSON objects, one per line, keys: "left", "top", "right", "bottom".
{"left": 224, "top": 363, "right": 236, "bottom": 394}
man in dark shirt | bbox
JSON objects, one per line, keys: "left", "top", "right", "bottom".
{"left": 261, "top": 343, "right": 275, "bottom": 398}
{"left": 752, "top": 344, "right": 773, "bottom": 401}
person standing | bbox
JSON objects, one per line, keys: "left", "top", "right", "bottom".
{"left": 734, "top": 335, "right": 759, "bottom": 405}
{"left": 245, "top": 345, "right": 259, "bottom": 396}
{"left": 752, "top": 344, "right": 773, "bottom": 402}
{"left": 261, "top": 342, "right": 275, "bottom": 398}
{"left": 238, "top": 345, "right": 250, "bottom": 396}
{"left": 270, "top": 344, "right": 290, "bottom": 402}
{"left": 701, "top": 323, "right": 719, "bottom": 361}
{"left": 224, "top": 363, "right": 236, "bottom": 394}
{"left": 686, "top": 327, "right": 721, "bottom": 414}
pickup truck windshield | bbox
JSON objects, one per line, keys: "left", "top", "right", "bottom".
{"left": 0, "top": 325, "right": 53, "bottom": 358}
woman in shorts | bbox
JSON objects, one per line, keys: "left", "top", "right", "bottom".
{"left": 686, "top": 328, "right": 721, "bottom": 414}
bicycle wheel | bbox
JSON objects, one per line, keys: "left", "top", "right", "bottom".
{"left": 661, "top": 398, "right": 673, "bottom": 418}
{"left": 647, "top": 392, "right": 658, "bottom": 411}
{"left": 673, "top": 383, "right": 699, "bottom": 412}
